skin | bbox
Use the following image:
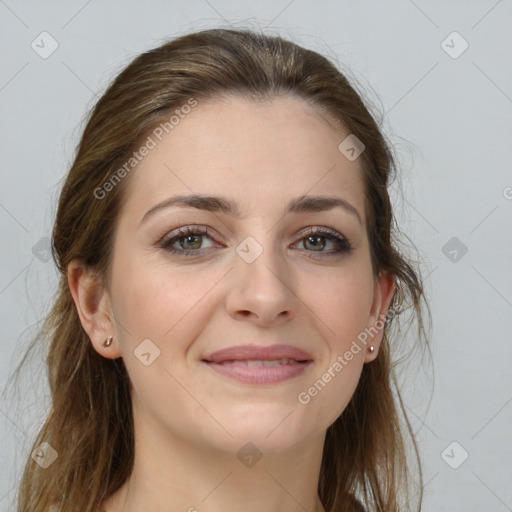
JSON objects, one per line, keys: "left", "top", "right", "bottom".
{"left": 68, "top": 94, "right": 395, "bottom": 512}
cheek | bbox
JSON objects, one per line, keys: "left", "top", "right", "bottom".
{"left": 305, "top": 262, "right": 374, "bottom": 347}
{"left": 296, "top": 267, "right": 373, "bottom": 431}
{"left": 112, "top": 257, "right": 221, "bottom": 351}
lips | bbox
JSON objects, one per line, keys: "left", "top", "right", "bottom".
{"left": 202, "top": 344, "right": 314, "bottom": 364}
{"left": 202, "top": 344, "right": 313, "bottom": 384}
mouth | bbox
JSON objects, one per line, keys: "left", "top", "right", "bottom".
{"left": 201, "top": 344, "right": 314, "bottom": 384}
{"left": 207, "top": 358, "right": 309, "bottom": 367}
{"left": 202, "top": 343, "right": 314, "bottom": 363}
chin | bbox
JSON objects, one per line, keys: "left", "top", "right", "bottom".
{"left": 211, "top": 406, "right": 318, "bottom": 454}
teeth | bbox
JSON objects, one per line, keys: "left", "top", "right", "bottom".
{"left": 249, "top": 359, "right": 293, "bottom": 367}
{"left": 224, "top": 359, "right": 295, "bottom": 366}
{"left": 262, "top": 360, "right": 282, "bottom": 367}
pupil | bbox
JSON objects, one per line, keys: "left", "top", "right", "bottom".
{"left": 306, "top": 236, "right": 325, "bottom": 250}
{"left": 179, "top": 234, "right": 328, "bottom": 251}
{"left": 182, "top": 235, "right": 201, "bottom": 249}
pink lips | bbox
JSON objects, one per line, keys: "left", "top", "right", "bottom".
{"left": 202, "top": 344, "right": 313, "bottom": 384}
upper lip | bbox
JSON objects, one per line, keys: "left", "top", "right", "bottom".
{"left": 202, "top": 344, "right": 314, "bottom": 363}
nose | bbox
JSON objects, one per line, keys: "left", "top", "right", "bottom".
{"left": 225, "top": 236, "right": 300, "bottom": 326}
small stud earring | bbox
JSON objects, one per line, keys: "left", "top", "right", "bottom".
{"left": 369, "top": 345, "right": 375, "bottom": 354}
{"left": 103, "top": 336, "right": 113, "bottom": 347}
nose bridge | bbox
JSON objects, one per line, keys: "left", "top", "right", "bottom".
{"left": 235, "top": 230, "right": 288, "bottom": 286}
{"left": 227, "top": 229, "right": 298, "bottom": 321}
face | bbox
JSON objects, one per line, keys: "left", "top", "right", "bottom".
{"left": 87, "top": 95, "right": 393, "bottom": 455}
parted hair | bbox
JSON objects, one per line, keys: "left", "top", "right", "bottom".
{"left": 8, "top": 27, "right": 430, "bottom": 512}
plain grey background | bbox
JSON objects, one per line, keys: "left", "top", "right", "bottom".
{"left": 1, "top": 1, "right": 511, "bottom": 510}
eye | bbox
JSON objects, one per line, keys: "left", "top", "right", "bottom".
{"left": 293, "top": 227, "right": 353, "bottom": 259}
{"left": 159, "top": 225, "right": 220, "bottom": 256}
{"left": 159, "top": 225, "right": 353, "bottom": 258}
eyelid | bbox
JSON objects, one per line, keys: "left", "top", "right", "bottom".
{"left": 295, "top": 225, "right": 349, "bottom": 242}
{"left": 292, "top": 226, "right": 353, "bottom": 256}
{"left": 158, "top": 223, "right": 353, "bottom": 258}
{"left": 157, "top": 224, "right": 349, "bottom": 243}
{"left": 157, "top": 224, "right": 225, "bottom": 246}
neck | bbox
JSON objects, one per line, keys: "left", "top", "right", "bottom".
{"left": 101, "top": 414, "right": 327, "bottom": 512}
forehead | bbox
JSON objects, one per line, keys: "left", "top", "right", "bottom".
{"left": 120, "top": 94, "right": 366, "bottom": 223}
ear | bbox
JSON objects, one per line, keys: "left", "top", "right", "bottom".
{"left": 364, "top": 271, "right": 396, "bottom": 363}
{"left": 67, "top": 260, "right": 121, "bottom": 359}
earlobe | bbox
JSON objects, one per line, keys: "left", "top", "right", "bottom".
{"left": 67, "top": 260, "right": 121, "bottom": 359}
{"left": 364, "top": 271, "right": 396, "bottom": 362}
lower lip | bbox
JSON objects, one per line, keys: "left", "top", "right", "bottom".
{"left": 203, "top": 360, "right": 312, "bottom": 384}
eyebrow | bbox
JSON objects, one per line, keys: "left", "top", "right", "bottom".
{"left": 139, "top": 193, "right": 363, "bottom": 227}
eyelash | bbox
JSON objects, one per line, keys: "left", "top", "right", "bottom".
{"left": 158, "top": 224, "right": 353, "bottom": 259}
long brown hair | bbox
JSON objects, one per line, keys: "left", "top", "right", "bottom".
{"left": 6, "top": 28, "right": 431, "bottom": 512}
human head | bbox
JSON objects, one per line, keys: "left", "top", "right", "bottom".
{"left": 15, "top": 28, "right": 429, "bottom": 512}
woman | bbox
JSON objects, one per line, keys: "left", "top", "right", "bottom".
{"left": 12, "top": 28, "right": 430, "bottom": 511}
